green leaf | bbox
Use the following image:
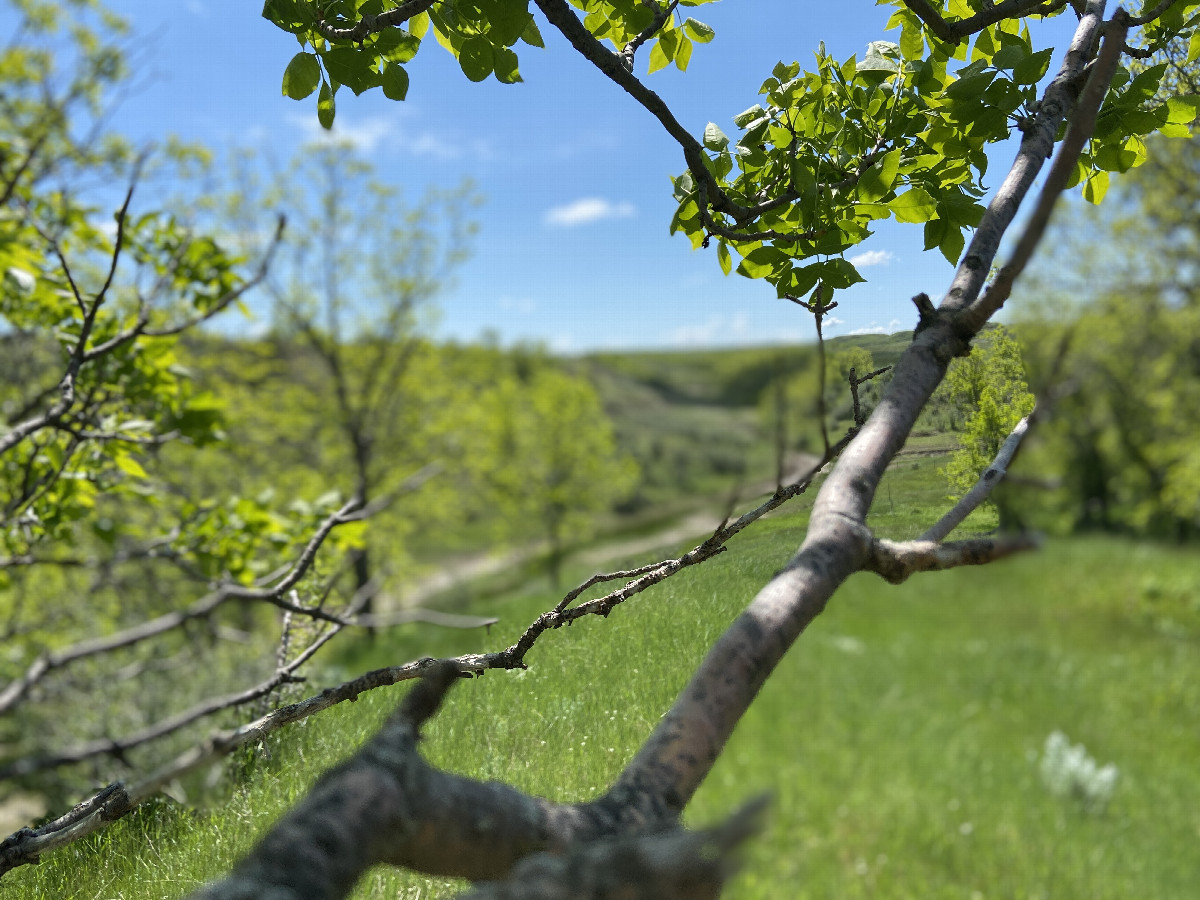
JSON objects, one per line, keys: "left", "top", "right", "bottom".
{"left": 857, "top": 148, "right": 901, "bottom": 202}
{"left": 493, "top": 45, "right": 521, "bottom": 83}
{"left": 459, "top": 36, "right": 495, "bottom": 82}
{"left": 824, "top": 258, "right": 866, "bottom": 288}
{"left": 282, "top": 52, "right": 320, "bottom": 99}
{"left": 649, "top": 29, "right": 681, "bottom": 74}
{"left": 703, "top": 122, "right": 730, "bottom": 151}
{"left": 946, "top": 70, "right": 996, "bottom": 99}
{"left": 114, "top": 453, "right": 148, "bottom": 480}
{"left": 1093, "top": 140, "right": 1139, "bottom": 172}
{"left": 381, "top": 61, "right": 410, "bottom": 100}
{"left": 478, "top": 0, "right": 531, "bottom": 46}
{"left": 1012, "top": 47, "right": 1053, "bottom": 84}
{"left": 648, "top": 38, "right": 671, "bottom": 74}
{"left": 375, "top": 28, "right": 421, "bottom": 63}
{"left": 939, "top": 223, "right": 965, "bottom": 265}
{"left": 923, "top": 217, "right": 947, "bottom": 252}
{"left": 889, "top": 187, "right": 937, "bottom": 223}
{"left": 1165, "top": 95, "right": 1200, "bottom": 124}
{"left": 733, "top": 104, "right": 767, "bottom": 128}
{"left": 675, "top": 34, "right": 693, "bottom": 71}
{"left": 900, "top": 17, "right": 924, "bottom": 61}
{"left": 317, "top": 79, "right": 335, "bottom": 129}
{"left": 521, "top": 17, "right": 545, "bottom": 47}
{"left": 683, "top": 17, "right": 715, "bottom": 42}
{"left": 320, "top": 47, "right": 380, "bottom": 95}
{"left": 1189, "top": 29, "right": 1200, "bottom": 63}
{"left": 717, "top": 240, "right": 732, "bottom": 275}
{"left": 736, "top": 246, "right": 786, "bottom": 279}
{"left": 1082, "top": 170, "right": 1110, "bottom": 204}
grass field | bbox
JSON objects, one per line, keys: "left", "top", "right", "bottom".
{"left": 8, "top": 453, "right": 1199, "bottom": 898}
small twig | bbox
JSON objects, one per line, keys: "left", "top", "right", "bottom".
{"left": 619, "top": 0, "right": 678, "bottom": 72}
{"left": 849, "top": 365, "right": 892, "bottom": 427}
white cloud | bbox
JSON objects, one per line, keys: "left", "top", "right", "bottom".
{"left": 287, "top": 114, "right": 489, "bottom": 160}
{"left": 185, "top": 0, "right": 208, "bottom": 16}
{"left": 543, "top": 198, "right": 636, "bottom": 228}
{"left": 848, "top": 249, "right": 895, "bottom": 268}
{"left": 849, "top": 318, "right": 904, "bottom": 336}
{"left": 668, "top": 313, "right": 751, "bottom": 348}
{"left": 824, "top": 315, "right": 845, "bottom": 328}
{"left": 498, "top": 295, "right": 536, "bottom": 315}
{"left": 289, "top": 114, "right": 395, "bottom": 153}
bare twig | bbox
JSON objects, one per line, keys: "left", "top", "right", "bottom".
{"left": 921, "top": 410, "right": 1035, "bottom": 541}
{"left": 0, "top": 498, "right": 361, "bottom": 716}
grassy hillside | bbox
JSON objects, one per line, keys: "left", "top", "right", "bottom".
{"left": 578, "top": 332, "right": 916, "bottom": 512}
{"left": 10, "top": 452, "right": 1198, "bottom": 898}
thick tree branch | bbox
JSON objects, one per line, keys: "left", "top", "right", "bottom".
{"left": 457, "top": 796, "right": 767, "bottom": 899}
{"left": 941, "top": 1, "right": 1110, "bottom": 331}
{"left": 964, "top": 12, "right": 1129, "bottom": 332}
{"left": 902, "top": 0, "right": 1069, "bottom": 44}
{"left": 596, "top": 0, "right": 1112, "bottom": 833}
{"left": 864, "top": 534, "right": 1040, "bottom": 584}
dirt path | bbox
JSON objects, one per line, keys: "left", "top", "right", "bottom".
{"left": 390, "top": 452, "right": 822, "bottom": 609}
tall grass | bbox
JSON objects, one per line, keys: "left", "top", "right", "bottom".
{"left": 9, "top": 465, "right": 1198, "bottom": 898}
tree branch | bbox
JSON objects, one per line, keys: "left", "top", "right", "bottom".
{"left": 921, "top": 409, "right": 1035, "bottom": 541}
{"left": 0, "top": 498, "right": 361, "bottom": 716}
{"left": 864, "top": 534, "right": 1040, "bottom": 584}
{"left": 964, "top": 10, "right": 1129, "bottom": 332}
{"left": 942, "top": 1, "right": 1111, "bottom": 333}
{"left": 313, "top": 0, "right": 439, "bottom": 43}
{"left": 902, "top": 0, "right": 1069, "bottom": 45}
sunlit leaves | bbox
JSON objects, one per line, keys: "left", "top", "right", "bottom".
{"left": 683, "top": 18, "right": 714, "bottom": 43}
{"left": 703, "top": 122, "right": 729, "bottom": 151}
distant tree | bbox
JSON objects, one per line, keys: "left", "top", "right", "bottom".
{"left": 0, "top": 0, "right": 375, "bottom": 818}
{"left": 941, "top": 327, "right": 1036, "bottom": 527}
{"left": 1022, "top": 134, "right": 1200, "bottom": 538}
{"left": 483, "top": 364, "right": 637, "bottom": 586}
{"left": 221, "top": 143, "right": 479, "bottom": 626}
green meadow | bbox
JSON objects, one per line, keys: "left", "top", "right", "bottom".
{"left": 10, "top": 451, "right": 1199, "bottom": 899}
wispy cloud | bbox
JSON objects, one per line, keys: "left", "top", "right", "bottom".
{"left": 669, "top": 312, "right": 753, "bottom": 347}
{"left": 848, "top": 249, "right": 895, "bottom": 268}
{"left": 543, "top": 198, "right": 636, "bottom": 228}
{"left": 289, "top": 114, "right": 395, "bottom": 153}
{"left": 849, "top": 318, "right": 903, "bottom": 336}
{"left": 498, "top": 295, "right": 536, "bottom": 315}
{"left": 287, "top": 114, "right": 491, "bottom": 160}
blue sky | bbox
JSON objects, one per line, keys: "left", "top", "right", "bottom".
{"left": 25, "top": 1, "right": 1079, "bottom": 351}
